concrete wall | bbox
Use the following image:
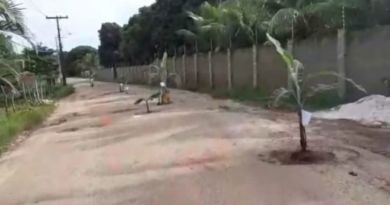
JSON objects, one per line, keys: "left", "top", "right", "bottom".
{"left": 184, "top": 55, "right": 195, "bottom": 89}
{"left": 95, "top": 25, "right": 390, "bottom": 100}
{"left": 232, "top": 48, "right": 253, "bottom": 89}
{"left": 258, "top": 46, "right": 287, "bottom": 95}
{"left": 198, "top": 53, "right": 210, "bottom": 89}
{"left": 294, "top": 35, "right": 339, "bottom": 86}
{"left": 346, "top": 27, "right": 390, "bottom": 100}
{"left": 213, "top": 52, "right": 228, "bottom": 90}
{"left": 95, "top": 68, "right": 112, "bottom": 82}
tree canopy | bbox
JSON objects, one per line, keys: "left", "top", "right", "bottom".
{"left": 23, "top": 44, "right": 57, "bottom": 76}
{"left": 64, "top": 46, "right": 97, "bottom": 76}
{"left": 98, "top": 22, "right": 121, "bottom": 68}
{"left": 98, "top": 0, "right": 390, "bottom": 66}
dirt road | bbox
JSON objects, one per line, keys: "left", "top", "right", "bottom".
{"left": 0, "top": 80, "right": 389, "bottom": 205}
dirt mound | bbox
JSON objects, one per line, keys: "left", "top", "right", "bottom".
{"left": 315, "top": 95, "right": 390, "bottom": 127}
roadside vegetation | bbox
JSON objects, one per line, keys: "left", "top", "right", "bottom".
{"left": 0, "top": 0, "right": 75, "bottom": 155}
{"left": 98, "top": 0, "right": 390, "bottom": 66}
{"left": 96, "top": 0, "right": 387, "bottom": 111}
{"left": 210, "top": 87, "right": 342, "bottom": 111}
{"left": 48, "top": 85, "right": 75, "bottom": 99}
{"left": 0, "top": 104, "right": 54, "bottom": 154}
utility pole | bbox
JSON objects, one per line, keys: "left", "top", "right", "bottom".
{"left": 54, "top": 37, "right": 63, "bottom": 84}
{"left": 46, "top": 15, "right": 68, "bottom": 85}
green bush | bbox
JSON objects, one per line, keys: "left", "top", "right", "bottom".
{"left": 210, "top": 87, "right": 270, "bottom": 106}
{"left": 209, "top": 87, "right": 341, "bottom": 111}
{"left": 49, "top": 85, "right": 75, "bottom": 99}
{"left": 0, "top": 104, "right": 55, "bottom": 154}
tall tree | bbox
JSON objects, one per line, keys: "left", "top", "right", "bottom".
{"left": 120, "top": 0, "right": 223, "bottom": 66}
{"left": 98, "top": 22, "right": 121, "bottom": 79}
{"left": 64, "top": 46, "right": 97, "bottom": 76}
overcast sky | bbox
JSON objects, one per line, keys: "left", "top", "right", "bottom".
{"left": 16, "top": 0, "right": 155, "bottom": 51}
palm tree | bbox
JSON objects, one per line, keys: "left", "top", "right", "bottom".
{"left": 304, "top": 0, "right": 369, "bottom": 30}
{"left": 187, "top": 4, "right": 223, "bottom": 88}
{"left": 176, "top": 29, "right": 199, "bottom": 86}
{"left": 0, "top": 0, "right": 25, "bottom": 84}
{"left": 0, "top": 0, "right": 26, "bottom": 34}
{"left": 187, "top": 2, "right": 245, "bottom": 90}
{"left": 265, "top": 0, "right": 370, "bottom": 41}
{"left": 0, "top": 0, "right": 32, "bottom": 112}
{"left": 227, "top": 0, "right": 270, "bottom": 88}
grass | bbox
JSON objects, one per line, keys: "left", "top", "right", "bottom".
{"left": 210, "top": 87, "right": 270, "bottom": 106}
{"left": 0, "top": 84, "right": 74, "bottom": 155}
{"left": 208, "top": 87, "right": 342, "bottom": 112}
{"left": 48, "top": 85, "right": 75, "bottom": 99}
{"left": 0, "top": 104, "right": 55, "bottom": 154}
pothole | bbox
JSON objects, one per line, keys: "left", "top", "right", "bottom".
{"left": 258, "top": 150, "right": 336, "bottom": 165}
{"left": 58, "top": 127, "right": 80, "bottom": 133}
{"left": 48, "top": 118, "right": 67, "bottom": 126}
{"left": 111, "top": 108, "right": 136, "bottom": 114}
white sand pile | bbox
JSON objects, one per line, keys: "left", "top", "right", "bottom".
{"left": 315, "top": 95, "right": 390, "bottom": 127}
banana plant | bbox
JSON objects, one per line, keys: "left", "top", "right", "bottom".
{"left": 150, "top": 51, "right": 168, "bottom": 84}
{"left": 134, "top": 92, "right": 160, "bottom": 113}
{"left": 266, "top": 33, "right": 366, "bottom": 152}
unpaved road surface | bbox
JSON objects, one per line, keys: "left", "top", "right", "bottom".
{"left": 0, "top": 80, "right": 389, "bottom": 205}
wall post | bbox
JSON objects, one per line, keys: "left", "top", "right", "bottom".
{"left": 227, "top": 48, "right": 232, "bottom": 90}
{"left": 208, "top": 50, "right": 213, "bottom": 89}
{"left": 173, "top": 53, "right": 176, "bottom": 74}
{"left": 194, "top": 52, "right": 198, "bottom": 88}
{"left": 337, "top": 29, "right": 347, "bottom": 99}
{"left": 252, "top": 44, "right": 258, "bottom": 88}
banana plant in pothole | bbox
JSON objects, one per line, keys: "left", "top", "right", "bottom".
{"left": 266, "top": 33, "right": 366, "bottom": 155}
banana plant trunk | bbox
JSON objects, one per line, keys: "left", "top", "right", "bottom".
{"left": 145, "top": 100, "right": 150, "bottom": 113}
{"left": 298, "top": 109, "right": 308, "bottom": 152}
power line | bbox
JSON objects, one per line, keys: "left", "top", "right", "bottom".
{"left": 26, "top": 0, "right": 47, "bottom": 16}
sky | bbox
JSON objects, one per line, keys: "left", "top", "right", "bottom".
{"left": 15, "top": 0, "right": 155, "bottom": 51}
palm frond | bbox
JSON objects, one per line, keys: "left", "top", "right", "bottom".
{"left": 268, "top": 8, "right": 301, "bottom": 36}
{"left": 134, "top": 98, "right": 145, "bottom": 105}
{"left": 176, "top": 29, "right": 197, "bottom": 41}
{"left": 0, "top": 0, "right": 26, "bottom": 35}
{"left": 304, "top": 83, "right": 339, "bottom": 99}
{"left": 304, "top": 71, "right": 367, "bottom": 94}
{"left": 270, "top": 87, "right": 291, "bottom": 107}
{"left": 0, "top": 76, "right": 16, "bottom": 90}
{"left": 148, "top": 92, "right": 160, "bottom": 100}
{"left": 186, "top": 11, "right": 204, "bottom": 24}
{"left": 0, "top": 60, "right": 19, "bottom": 77}
{"left": 266, "top": 33, "right": 294, "bottom": 72}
